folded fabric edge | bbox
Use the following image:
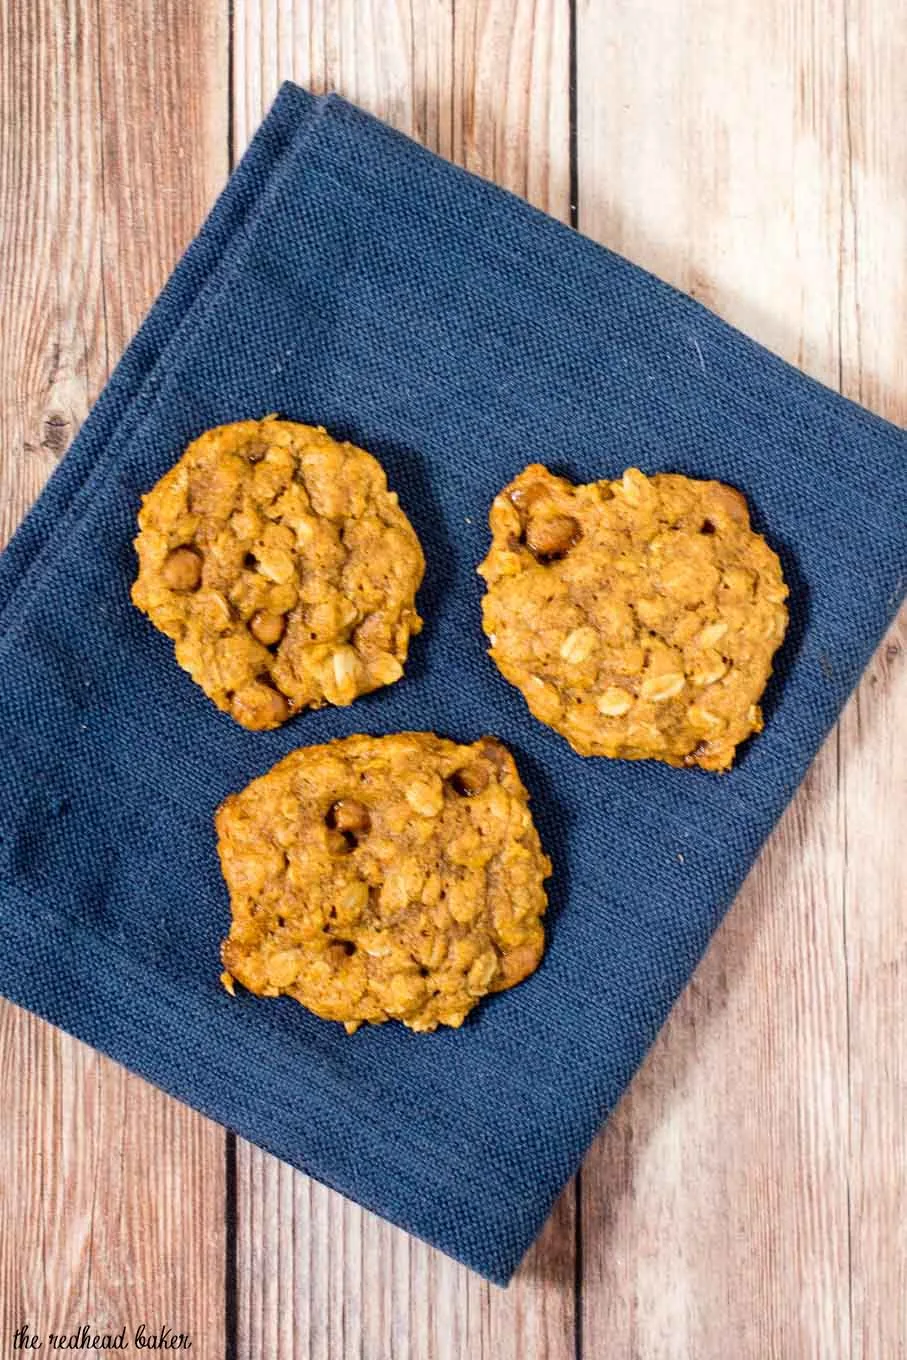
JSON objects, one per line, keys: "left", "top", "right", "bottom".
{"left": 2, "top": 75, "right": 905, "bottom": 1286}
{"left": 0, "top": 82, "right": 319, "bottom": 632}
{"left": 314, "top": 83, "right": 907, "bottom": 464}
{"left": 0, "top": 880, "right": 550, "bottom": 1286}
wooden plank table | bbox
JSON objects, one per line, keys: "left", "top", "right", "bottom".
{"left": 1, "top": 3, "right": 904, "bottom": 1356}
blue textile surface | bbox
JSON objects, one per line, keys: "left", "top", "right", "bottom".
{"left": 1, "top": 83, "right": 905, "bottom": 1285}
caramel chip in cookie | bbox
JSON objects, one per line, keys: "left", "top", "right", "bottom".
{"left": 217, "top": 733, "right": 551, "bottom": 1033}
{"left": 478, "top": 464, "right": 788, "bottom": 771}
{"left": 132, "top": 417, "right": 424, "bottom": 729}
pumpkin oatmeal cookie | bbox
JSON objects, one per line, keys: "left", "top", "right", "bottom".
{"left": 217, "top": 733, "right": 551, "bottom": 1033}
{"left": 132, "top": 417, "right": 424, "bottom": 730}
{"left": 478, "top": 464, "right": 788, "bottom": 771}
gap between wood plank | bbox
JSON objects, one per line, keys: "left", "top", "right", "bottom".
{"left": 837, "top": 5, "right": 855, "bottom": 1352}
{"left": 224, "top": 7, "right": 238, "bottom": 1360}
{"left": 568, "top": 0, "right": 578, "bottom": 230}
{"left": 226, "top": 1131, "right": 238, "bottom": 1360}
{"left": 568, "top": 5, "right": 583, "bottom": 1358}
{"left": 227, "top": 0, "right": 235, "bottom": 173}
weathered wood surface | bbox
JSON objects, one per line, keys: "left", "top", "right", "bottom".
{"left": 0, "top": 2, "right": 904, "bottom": 1357}
{"left": 0, "top": 0, "right": 229, "bottom": 1353}
{"left": 576, "top": 5, "right": 907, "bottom": 1357}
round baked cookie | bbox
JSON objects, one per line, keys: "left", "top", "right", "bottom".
{"left": 217, "top": 732, "right": 551, "bottom": 1033}
{"left": 131, "top": 417, "right": 425, "bottom": 730}
{"left": 477, "top": 464, "right": 789, "bottom": 771}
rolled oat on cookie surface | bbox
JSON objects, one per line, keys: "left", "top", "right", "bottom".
{"left": 131, "top": 417, "right": 424, "bottom": 730}
{"left": 217, "top": 732, "right": 552, "bottom": 1034}
{"left": 478, "top": 464, "right": 788, "bottom": 771}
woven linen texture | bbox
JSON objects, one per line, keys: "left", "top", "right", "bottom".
{"left": 1, "top": 85, "right": 905, "bottom": 1284}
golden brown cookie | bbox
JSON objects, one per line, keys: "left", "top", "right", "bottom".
{"left": 478, "top": 464, "right": 789, "bottom": 771}
{"left": 217, "top": 732, "right": 551, "bottom": 1033}
{"left": 132, "top": 417, "right": 424, "bottom": 730}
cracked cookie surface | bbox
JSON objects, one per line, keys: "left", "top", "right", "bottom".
{"left": 132, "top": 417, "right": 424, "bottom": 729}
{"left": 478, "top": 464, "right": 789, "bottom": 771}
{"left": 217, "top": 733, "right": 551, "bottom": 1033}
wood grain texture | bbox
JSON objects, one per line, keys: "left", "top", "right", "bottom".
{"left": 230, "top": 3, "right": 574, "bottom": 1357}
{"left": 237, "top": 1147, "right": 574, "bottom": 1360}
{"left": 576, "top": 2, "right": 907, "bottom": 1357}
{"left": 837, "top": 8, "right": 907, "bottom": 1355}
{"left": 0, "top": 1012, "right": 226, "bottom": 1349}
{"left": 0, "top": 0, "right": 229, "bottom": 1351}
{"left": 232, "top": 0, "right": 454, "bottom": 162}
{"left": 232, "top": 0, "right": 571, "bottom": 209}
{"left": 449, "top": 0, "right": 571, "bottom": 212}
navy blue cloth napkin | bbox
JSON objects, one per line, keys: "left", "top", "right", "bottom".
{"left": 1, "top": 83, "right": 905, "bottom": 1284}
